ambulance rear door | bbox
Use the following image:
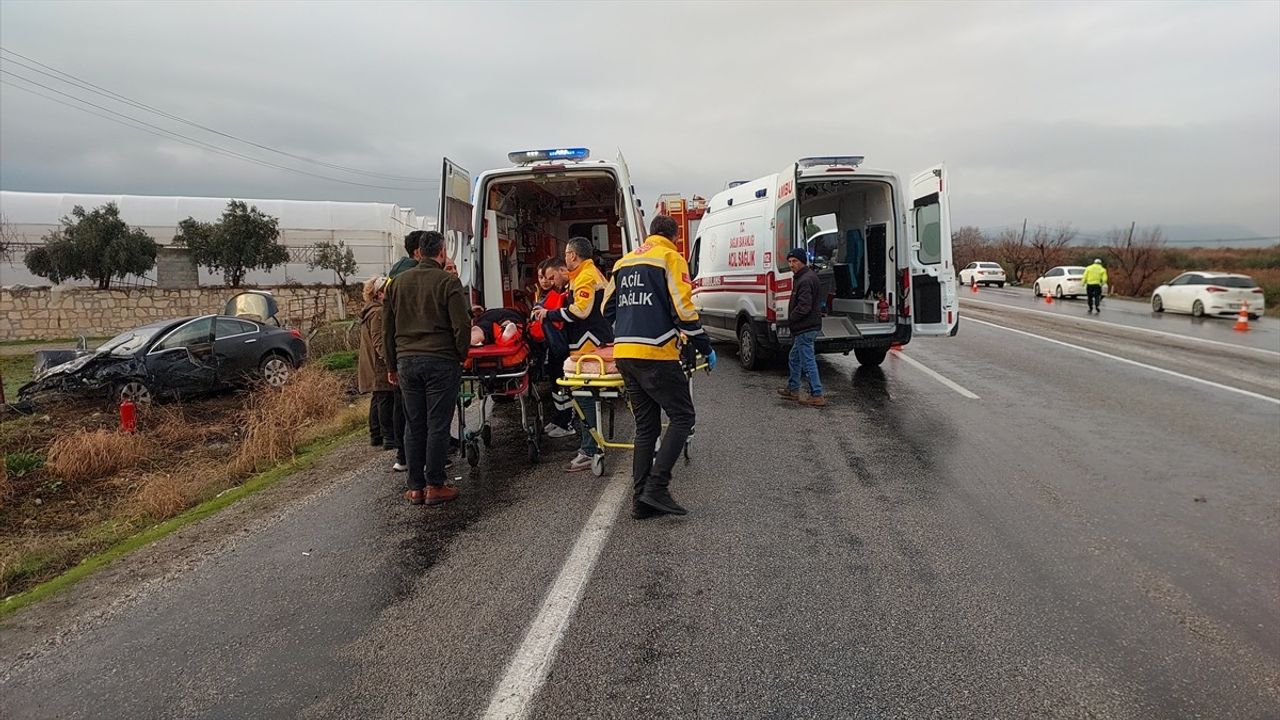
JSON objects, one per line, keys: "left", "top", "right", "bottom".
{"left": 908, "top": 163, "right": 958, "bottom": 336}
{"left": 771, "top": 163, "right": 799, "bottom": 328}
{"left": 616, "top": 150, "right": 644, "bottom": 252}
{"left": 439, "top": 157, "right": 474, "bottom": 288}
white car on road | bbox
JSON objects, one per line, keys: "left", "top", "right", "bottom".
{"left": 958, "top": 261, "right": 1007, "bottom": 287}
{"left": 1151, "top": 272, "right": 1266, "bottom": 319}
{"left": 1033, "top": 266, "right": 1087, "bottom": 299}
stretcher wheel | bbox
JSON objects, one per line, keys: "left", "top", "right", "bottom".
{"left": 466, "top": 441, "right": 480, "bottom": 468}
{"left": 591, "top": 454, "right": 604, "bottom": 477}
{"left": 481, "top": 425, "right": 492, "bottom": 448}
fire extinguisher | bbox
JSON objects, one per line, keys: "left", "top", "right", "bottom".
{"left": 120, "top": 398, "right": 137, "bottom": 433}
{"left": 877, "top": 295, "right": 890, "bottom": 322}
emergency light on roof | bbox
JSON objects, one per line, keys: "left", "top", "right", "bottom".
{"left": 508, "top": 148, "right": 590, "bottom": 164}
{"left": 798, "top": 156, "right": 865, "bottom": 168}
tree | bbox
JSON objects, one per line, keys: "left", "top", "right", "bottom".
{"left": 1028, "top": 223, "right": 1076, "bottom": 276}
{"left": 1107, "top": 225, "right": 1166, "bottom": 296}
{"left": 951, "top": 226, "right": 987, "bottom": 269}
{"left": 23, "top": 203, "right": 158, "bottom": 289}
{"left": 0, "top": 213, "right": 15, "bottom": 263}
{"left": 993, "top": 228, "right": 1032, "bottom": 284}
{"left": 307, "top": 240, "right": 359, "bottom": 287}
{"left": 175, "top": 200, "right": 288, "bottom": 287}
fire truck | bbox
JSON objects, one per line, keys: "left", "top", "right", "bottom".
{"left": 653, "top": 193, "right": 707, "bottom": 258}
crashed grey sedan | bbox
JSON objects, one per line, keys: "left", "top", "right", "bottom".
{"left": 19, "top": 314, "right": 308, "bottom": 406}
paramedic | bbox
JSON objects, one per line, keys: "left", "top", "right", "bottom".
{"left": 384, "top": 231, "right": 471, "bottom": 506}
{"left": 535, "top": 258, "right": 574, "bottom": 438}
{"left": 604, "top": 215, "right": 716, "bottom": 519}
{"left": 1083, "top": 258, "right": 1108, "bottom": 313}
{"left": 533, "top": 236, "right": 613, "bottom": 472}
{"left": 778, "top": 248, "right": 826, "bottom": 407}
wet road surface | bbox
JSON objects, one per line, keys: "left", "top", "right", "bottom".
{"left": 3, "top": 304, "right": 1278, "bottom": 718}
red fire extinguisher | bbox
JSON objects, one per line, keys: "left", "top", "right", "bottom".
{"left": 120, "top": 399, "right": 137, "bottom": 433}
{"left": 877, "top": 295, "right": 890, "bottom": 322}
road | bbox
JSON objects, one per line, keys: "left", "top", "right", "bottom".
{"left": 3, "top": 303, "right": 1278, "bottom": 719}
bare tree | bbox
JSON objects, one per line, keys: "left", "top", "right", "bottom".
{"left": 993, "top": 228, "right": 1032, "bottom": 284}
{"left": 1028, "top": 223, "right": 1076, "bottom": 276}
{"left": 0, "top": 213, "right": 15, "bottom": 263}
{"left": 951, "top": 226, "right": 987, "bottom": 269}
{"left": 1107, "top": 225, "right": 1166, "bottom": 296}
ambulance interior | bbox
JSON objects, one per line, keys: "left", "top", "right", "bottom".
{"left": 478, "top": 170, "right": 629, "bottom": 314}
{"left": 798, "top": 179, "right": 897, "bottom": 325}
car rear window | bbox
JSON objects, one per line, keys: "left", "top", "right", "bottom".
{"left": 1065, "top": 267, "right": 1085, "bottom": 276}
{"left": 1211, "top": 276, "right": 1257, "bottom": 288}
{"left": 979, "top": 263, "right": 1002, "bottom": 269}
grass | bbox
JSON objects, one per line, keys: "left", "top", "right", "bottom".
{"left": 0, "top": 426, "right": 361, "bottom": 618}
{"left": 45, "top": 430, "right": 155, "bottom": 483}
{"left": 1, "top": 353, "right": 34, "bottom": 401}
{"left": 317, "top": 350, "right": 358, "bottom": 371}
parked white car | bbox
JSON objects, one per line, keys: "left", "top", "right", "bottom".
{"left": 1151, "top": 272, "right": 1265, "bottom": 319}
{"left": 958, "top": 261, "right": 1007, "bottom": 287}
{"left": 1033, "top": 266, "right": 1087, "bottom": 299}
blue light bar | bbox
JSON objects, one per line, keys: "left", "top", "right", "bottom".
{"left": 508, "top": 148, "right": 590, "bottom": 164}
{"left": 798, "top": 156, "right": 865, "bottom": 168}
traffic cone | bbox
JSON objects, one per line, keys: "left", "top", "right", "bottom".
{"left": 890, "top": 342, "right": 903, "bottom": 353}
{"left": 970, "top": 277, "right": 978, "bottom": 294}
{"left": 1234, "top": 304, "right": 1251, "bottom": 332}
{"left": 1045, "top": 291, "right": 1053, "bottom": 305}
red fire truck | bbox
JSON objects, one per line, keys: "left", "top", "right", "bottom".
{"left": 653, "top": 193, "right": 707, "bottom": 259}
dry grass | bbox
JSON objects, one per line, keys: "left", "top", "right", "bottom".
{"left": 233, "top": 366, "right": 344, "bottom": 473}
{"left": 45, "top": 430, "right": 156, "bottom": 483}
{"left": 130, "top": 471, "right": 189, "bottom": 520}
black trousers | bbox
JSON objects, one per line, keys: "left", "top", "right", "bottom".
{"left": 398, "top": 356, "right": 462, "bottom": 490}
{"left": 1087, "top": 283, "right": 1103, "bottom": 309}
{"left": 616, "top": 359, "right": 696, "bottom": 499}
{"left": 393, "top": 389, "right": 407, "bottom": 464}
{"left": 369, "top": 390, "right": 395, "bottom": 445}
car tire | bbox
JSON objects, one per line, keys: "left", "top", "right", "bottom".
{"left": 853, "top": 347, "right": 888, "bottom": 367}
{"left": 1055, "top": 285, "right": 1065, "bottom": 299}
{"left": 738, "top": 321, "right": 765, "bottom": 371}
{"left": 1192, "top": 300, "right": 1205, "bottom": 318}
{"left": 259, "top": 354, "right": 293, "bottom": 387}
{"left": 1152, "top": 295, "right": 1164, "bottom": 313}
{"left": 1034, "top": 283, "right": 1042, "bottom": 297}
{"left": 1249, "top": 313, "right": 1260, "bottom": 321}
{"left": 997, "top": 282, "right": 1005, "bottom": 288}
{"left": 115, "top": 379, "right": 153, "bottom": 406}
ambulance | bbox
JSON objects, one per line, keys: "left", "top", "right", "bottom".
{"left": 689, "top": 156, "right": 957, "bottom": 369}
{"left": 437, "top": 148, "right": 647, "bottom": 311}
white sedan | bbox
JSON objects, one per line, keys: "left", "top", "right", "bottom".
{"left": 1151, "top": 272, "right": 1266, "bottom": 319}
{"left": 1033, "top": 266, "right": 1088, "bottom": 299}
{"left": 958, "top": 262, "right": 1007, "bottom": 287}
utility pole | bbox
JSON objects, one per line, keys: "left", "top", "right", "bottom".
{"left": 1019, "top": 218, "right": 1027, "bottom": 244}
{"left": 1126, "top": 221, "right": 1136, "bottom": 246}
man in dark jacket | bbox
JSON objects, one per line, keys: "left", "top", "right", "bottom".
{"left": 388, "top": 230, "right": 423, "bottom": 278}
{"left": 384, "top": 231, "right": 471, "bottom": 506}
{"left": 778, "top": 248, "right": 826, "bottom": 407}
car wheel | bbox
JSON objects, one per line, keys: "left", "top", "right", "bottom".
{"left": 1034, "top": 284, "right": 1042, "bottom": 297}
{"left": 853, "top": 347, "right": 888, "bottom": 367}
{"left": 1249, "top": 313, "right": 1260, "bottom": 321}
{"left": 1152, "top": 295, "right": 1164, "bottom": 313}
{"left": 1192, "top": 300, "right": 1205, "bottom": 318}
{"left": 116, "top": 380, "right": 153, "bottom": 406}
{"left": 738, "top": 321, "right": 764, "bottom": 371}
{"left": 1055, "top": 285, "right": 1064, "bottom": 299}
{"left": 260, "top": 354, "right": 293, "bottom": 387}
{"left": 997, "top": 282, "right": 1005, "bottom": 288}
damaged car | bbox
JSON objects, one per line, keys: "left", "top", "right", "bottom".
{"left": 18, "top": 291, "right": 308, "bottom": 407}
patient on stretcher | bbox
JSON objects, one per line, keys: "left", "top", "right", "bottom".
{"left": 470, "top": 308, "right": 525, "bottom": 347}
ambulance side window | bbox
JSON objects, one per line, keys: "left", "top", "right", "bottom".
{"left": 775, "top": 201, "right": 795, "bottom": 272}
{"left": 689, "top": 237, "right": 701, "bottom": 279}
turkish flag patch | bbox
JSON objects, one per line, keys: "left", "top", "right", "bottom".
{"left": 577, "top": 288, "right": 591, "bottom": 300}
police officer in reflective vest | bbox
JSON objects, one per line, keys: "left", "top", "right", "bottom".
{"left": 605, "top": 215, "right": 717, "bottom": 519}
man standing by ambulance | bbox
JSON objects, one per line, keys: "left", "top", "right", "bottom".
{"left": 605, "top": 215, "right": 716, "bottom": 519}
{"left": 1083, "top": 257, "right": 1109, "bottom": 313}
{"left": 533, "top": 236, "right": 614, "bottom": 472}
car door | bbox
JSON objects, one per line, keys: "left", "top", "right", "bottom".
{"left": 439, "top": 157, "right": 475, "bottom": 289}
{"left": 909, "top": 164, "right": 957, "bottom": 335}
{"left": 960, "top": 262, "right": 976, "bottom": 285}
{"left": 1169, "top": 273, "right": 1198, "bottom": 312}
{"left": 213, "top": 317, "right": 262, "bottom": 386}
{"left": 145, "top": 317, "right": 217, "bottom": 399}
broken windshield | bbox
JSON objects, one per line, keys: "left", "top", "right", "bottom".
{"left": 97, "top": 327, "right": 163, "bottom": 356}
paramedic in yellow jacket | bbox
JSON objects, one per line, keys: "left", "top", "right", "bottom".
{"left": 533, "top": 236, "right": 614, "bottom": 473}
{"left": 1083, "top": 258, "right": 1109, "bottom": 313}
{"left": 604, "top": 215, "right": 717, "bottom": 520}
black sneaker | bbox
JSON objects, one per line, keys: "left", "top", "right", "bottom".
{"left": 631, "top": 501, "right": 663, "bottom": 520}
{"left": 639, "top": 488, "right": 688, "bottom": 516}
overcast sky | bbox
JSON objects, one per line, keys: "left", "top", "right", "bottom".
{"left": 2, "top": 0, "right": 1278, "bottom": 243}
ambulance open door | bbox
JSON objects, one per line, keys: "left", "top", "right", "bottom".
{"left": 908, "top": 164, "right": 958, "bottom": 336}
{"left": 439, "top": 157, "right": 474, "bottom": 289}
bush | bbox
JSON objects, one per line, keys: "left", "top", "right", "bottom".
{"left": 46, "top": 430, "right": 155, "bottom": 483}
{"left": 318, "top": 351, "right": 357, "bottom": 371}
{"left": 233, "top": 367, "right": 344, "bottom": 473}
{"left": 5, "top": 451, "right": 45, "bottom": 477}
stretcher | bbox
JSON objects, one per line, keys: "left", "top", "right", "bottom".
{"left": 458, "top": 337, "right": 544, "bottom": 466}
{"left": 556, "top": 347, "right": 709, "bottom": 477}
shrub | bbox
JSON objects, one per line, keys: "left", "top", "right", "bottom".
{"left": 45, "top": 430, "right": 155, "bottom": 483}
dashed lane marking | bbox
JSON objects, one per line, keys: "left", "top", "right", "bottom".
{"left": 892, "top": 352, "right": 981, "bottom": 399}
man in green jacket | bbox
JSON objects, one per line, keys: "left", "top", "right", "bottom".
{"left": 388, "top": 230, "right": 423, "bottom": 279}
{"left": 1083, "top": 258, "right": 1109, "bottom": 313}
{"left": 384, "top": 231, "right": 471, "bottom": 506}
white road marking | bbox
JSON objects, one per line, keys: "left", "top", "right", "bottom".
{"left": 893, "top": 352, "right": 981, "bottom": 399}
{"left": 483, "top": 473, "right": 629, "bottom": 720}
{"left": 961, "top": 297, "right": 1280, "bottom": 358}
{"left": 966, "top": 317, "right": 1280, "bottom": 406}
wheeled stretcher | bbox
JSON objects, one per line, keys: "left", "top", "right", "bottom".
{"left": 457, "top": 338, "right": 544, "bottom": 467}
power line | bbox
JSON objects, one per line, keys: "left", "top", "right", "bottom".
{"left": 0, "top": 47, "right": 437, "bottom": 184}
{"left": 0, "top": 72, "right": 430, "bottom": 192}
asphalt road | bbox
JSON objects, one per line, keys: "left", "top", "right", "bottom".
{"left": 3, "top": 304, "right": 1278, "bottom": 719}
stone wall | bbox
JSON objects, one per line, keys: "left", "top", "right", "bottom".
{"left": 0, "top": 285, "right": 358, "bottom": 342}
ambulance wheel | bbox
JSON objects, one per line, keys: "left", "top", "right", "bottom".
{"left": 481, "top": 425, "right": 492, "bottom": 448}
{"left": 738, "top": 321, "right": 765, "bottom": 371}
{"left": 854, "top": 347, "right": 888, "bottom": 368}
{"left": 591, "top": 454, "right": 604, "bottom": 477}
{"left": 466, "top": 441, "right": 480, "bottom": 468}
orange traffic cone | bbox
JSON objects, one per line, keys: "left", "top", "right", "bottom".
{"left": 970, "top": 277, "right": 978, "bottom": 294}
{"left": 1044, "top": 291, "right": 1053, "bottom": 305}
{"left": 890, "top": 342, "right": 903, "bottom": 353}
{"left": 1234, "top": 304, "right": 1251, "bottom": 332}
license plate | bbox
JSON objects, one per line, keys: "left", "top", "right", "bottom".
{"left": 1229, "top": 303, "right": 1241, "bottom": 309}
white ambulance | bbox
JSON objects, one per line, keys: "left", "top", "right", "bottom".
{"left": 437, "top": 148, "right": 647, "bottom": 310}
{"left": 689, "top": 156, "right": 958, "bottom": 369}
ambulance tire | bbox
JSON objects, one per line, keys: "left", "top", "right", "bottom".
{"left": 853, "top": 347, "right": 888, "bottom": 368}
{"left": 737, "top": 321, "right": 767, "bottom": 371}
